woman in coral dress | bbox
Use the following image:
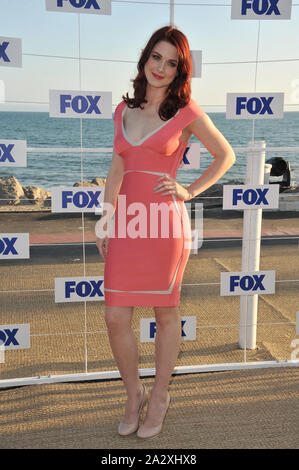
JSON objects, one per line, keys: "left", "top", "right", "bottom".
{"left": 96, "top": 26, "right": 236, "bottom": 439}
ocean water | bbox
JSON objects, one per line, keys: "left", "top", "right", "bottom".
{"left": 0, "top": 111, "right": 298, "bottom": 191}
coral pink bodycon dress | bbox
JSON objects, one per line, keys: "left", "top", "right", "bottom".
{"left": 103, "top": 98, "right": 203, "bottom": 307}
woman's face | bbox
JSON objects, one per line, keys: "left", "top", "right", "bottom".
{"left": 144, "top": 40, "right": 179, "bottom": 90}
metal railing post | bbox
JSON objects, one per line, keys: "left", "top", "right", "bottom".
{"left": 170, "top": 0, "right": 174, "bottom": 25}
{"left": 239, "top": 140, "right": 266, "bottom": 349}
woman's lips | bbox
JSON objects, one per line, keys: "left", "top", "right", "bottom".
{"left": 152, "top": 72, "right": 164, "bottom": 80}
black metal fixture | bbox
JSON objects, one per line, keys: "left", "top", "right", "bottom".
{"left": 265, "top": 157, "right": 292, "bottom": 192}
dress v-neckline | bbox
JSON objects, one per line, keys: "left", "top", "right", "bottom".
{"left": 121, "top": 104, "right": 180, "bottom": 147}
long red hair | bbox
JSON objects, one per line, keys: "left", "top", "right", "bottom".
{"left": 122, "top": 26, "right": 193, "bottom": 121}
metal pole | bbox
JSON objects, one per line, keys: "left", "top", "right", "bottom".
{"left": 1, "top": 359, "right": 298, "bottom": 389}
{"left": 239, "top": 140, "right": 266, "bottom": 349}
{"left": 170, "top": 0, "right": 174, "bottom": 26}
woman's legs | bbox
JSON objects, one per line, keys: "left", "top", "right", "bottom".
{"left": 142, "top": 305, "right": 181, "bottom": 426}
{"left": 104, "top": 305, "right": 143, "bottom": 423}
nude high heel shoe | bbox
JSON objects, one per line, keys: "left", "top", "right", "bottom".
{"left": 118, "top": 383, "right": 148, "bottom": 436}
{"left": 136, "top": 392, "right": 171, "bottom": 439}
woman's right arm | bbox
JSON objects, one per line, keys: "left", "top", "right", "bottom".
{"left": 95, "top": 122, "right": 124, "bottom": 260}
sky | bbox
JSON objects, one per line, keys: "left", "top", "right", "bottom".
{"left": 0, "top": 0, "right": 299, "bottom": 112}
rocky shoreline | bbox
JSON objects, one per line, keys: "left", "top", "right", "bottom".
{"left": 0, "top": 175, "right": 106, "bottom": 211}
{"left": 0, "top": 175, "right": 298, "bottom": 212}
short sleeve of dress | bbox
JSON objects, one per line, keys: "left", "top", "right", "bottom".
{"left": 113, "top": 101, "right": 124, "bottom": 122}
{"left": 186, "top": 98, "right": 204, "bottom": 123}
{"left": 112, "top": 101, "right": 126, "bottom": 156}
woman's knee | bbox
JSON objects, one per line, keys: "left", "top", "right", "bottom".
{"left": 104, "top": 306, "right": 133, "bottom": 331}
{"left": 154, "top": 306, "right": 180, "bottom": 326}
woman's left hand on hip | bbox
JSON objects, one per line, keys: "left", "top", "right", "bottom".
{"left": 153, "top": 174, "right": 192, "bottom": 201}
